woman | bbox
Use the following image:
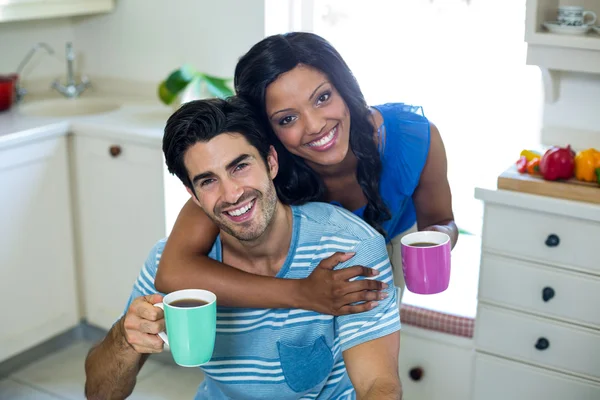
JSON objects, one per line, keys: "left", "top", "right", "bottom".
{"left": 154, "top": 32, "right": 457, "bottom": 315}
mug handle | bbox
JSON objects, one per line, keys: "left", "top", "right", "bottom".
{"left": 153, "top": 303, "right": 169, "bottom": 346}
{"left": 584, "top": 11, "right": 597, "bottom": 26}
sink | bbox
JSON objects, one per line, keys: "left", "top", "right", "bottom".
{"left": 19, "top": 98, "right": 122, "bottom": 117}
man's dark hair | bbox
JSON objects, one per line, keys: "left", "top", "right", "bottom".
{"left": 162, "top": 97, "right": 272, "bottom": 196}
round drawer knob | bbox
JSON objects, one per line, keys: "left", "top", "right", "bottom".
{"left": 542, "top": 286, "right": 555, "bottom": 302}
{"left": 109, "top": 145, "right": 122, "bottom": 158}
{"left": 545, "top": 234, "right": 560, "bottom": 247}
{"left": 409, "top": 367, "right": 424, "bottom": 381}
{"left": 535, "top": 337, "right": 550, "bottom": 351}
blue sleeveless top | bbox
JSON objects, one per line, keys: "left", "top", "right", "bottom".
{"left": 332, "top": 103, "right": 431, "bottom": 243}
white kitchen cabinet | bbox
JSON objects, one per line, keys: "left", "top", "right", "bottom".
{"left": 0, "top": 0, "right": 114, "bottom": 23}
{"left": 399, "top": 326, "right": 474, "bottom": 400}
{"left": 0, "top": 135, "right": 79, "bottom": 363}
{"left": 472, "top": 188, "right": 600, "bottom": 399}
{"left": 72, "top": 135, "right": 167, "bottom": 331}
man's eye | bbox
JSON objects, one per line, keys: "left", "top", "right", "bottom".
{"left": 279, "top": 116, "right": 296, "bottom": 126}
{"left": 200, "top": 179, "right": 214, "bottom": 187}
{"left": 234, "top": 163, "right": 249, "bottom": 172}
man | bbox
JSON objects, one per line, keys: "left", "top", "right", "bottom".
{"left": 84, "top": 97, "right": 402, "bottom": 400}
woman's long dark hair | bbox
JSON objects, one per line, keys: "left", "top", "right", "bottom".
{"left": 234, "top": 32, "right": 391, "bottom": 236}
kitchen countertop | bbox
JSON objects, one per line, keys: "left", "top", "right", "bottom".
{"left": 0, "top": 93, "right": 173, "bottom": 149}
{"left": 1, "top": 91, "right": 481, "bottom": 323}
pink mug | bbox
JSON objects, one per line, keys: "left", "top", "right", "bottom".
{"left": 400, "top": 231, "right": 451, "bottom": 295}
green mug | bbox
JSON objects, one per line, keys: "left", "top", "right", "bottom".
{"left": 154, "top": 289, "right": 217, "bottom": 367}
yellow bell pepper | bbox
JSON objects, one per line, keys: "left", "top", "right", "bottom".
{"left": 574, "top": 148, "right": 600, "bottom": 182}
{"left": 520, "top": 149, "right": 541, "bottom": 162}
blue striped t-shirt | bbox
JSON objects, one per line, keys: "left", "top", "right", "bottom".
{"left": 125, "top": 202, "right": 401, "bottom": 400}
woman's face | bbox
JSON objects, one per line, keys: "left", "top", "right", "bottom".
{"left": 265, "top": 65, "right": 351, "bottom": 168}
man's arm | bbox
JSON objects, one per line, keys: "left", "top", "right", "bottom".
{"left": 343, "top": 332, "right": 402, "bottom": 400}
{"left": 333, "top": 233, "right": 402, "bottom": 399}
{"left": 85, "top": 294, "right": 165, "bottom": 399}
{"left": 84, "top": 319, "right": 149, "bottom": 399}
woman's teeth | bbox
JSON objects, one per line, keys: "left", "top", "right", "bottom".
{"left": 227, "top": 200, "right": 254, "bottom": 217}
{"left": 307, "top": 126, "right": 336, "bottom": 147}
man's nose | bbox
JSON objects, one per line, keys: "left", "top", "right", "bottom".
{"left": 222, "top": 179, "right": 243, "bottom": 205}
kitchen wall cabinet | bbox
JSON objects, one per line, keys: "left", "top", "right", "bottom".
{"left": 525, "top": 0, "right": 600, "bottom": 102}
{"left": 0, "top": 136, "right": 79, "bottom": 363}
{"left": 472, "top": 188, "right": 600, "bottom": 399}
{"left": 399, "top": 326, "right": 474, "bottom": 400}
{"left": 0, "top": 0, "right": 114, "bottom": 23}
{"left": 72, "top": 135, "right": 167, "bottom": 331}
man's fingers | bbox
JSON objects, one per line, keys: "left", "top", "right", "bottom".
{"left": 127, "top": 330, "right": 165, "bottom": 352}
{"left": 317, "top": 252, "right": 355, "bottom": 270}
{"left": 334, "top": 265, "right": 381, "bottom": 281}
{"left": 144, "top": 294, "right": 164, "bottom": 305}
{"left": 135, "top": 302, "right": 164, "bottom": 321}
{"left": 139, "top": 319, "right": 165, "bottom": 335}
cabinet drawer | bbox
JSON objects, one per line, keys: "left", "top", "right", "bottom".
{"left": 482, "top": 204, "right": 600, "bottom": 274}
{"left": 479, "top": 254, "right": 600, "bottom": 329}
{"left": 473, "top": 353, "right": 600, "bottom": 400}
{"left": 476, "top": 305, "right": 600, "bottom": 380}
{"left": 399, "top": 330, "right": 473, "bottom": 400}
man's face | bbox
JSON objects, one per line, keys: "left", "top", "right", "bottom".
{"left": 184, "top": 133, "right": 279, "bottom": 242}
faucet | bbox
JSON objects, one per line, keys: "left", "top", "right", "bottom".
{"left": 52, "top": 42, "right": 91, "bottom": 98}
{"left": 14, "top": 42, "right": 55, "bottom": 103}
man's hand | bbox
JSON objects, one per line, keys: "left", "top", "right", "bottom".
{"left": 298, "top": 252, "right": 389, "bottom": 316}
{"left": 121, "top": 294, "right": 166, "bottom": 354}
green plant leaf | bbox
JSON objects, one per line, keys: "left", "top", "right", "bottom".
{"left": 158, "top": 66, "right": 234, "bottom": 105}
{"left": 158, "top": 64, "right": 198, "bottom": 105}
{"left": 200, "top": 73, "right": 234, "bottom": 98}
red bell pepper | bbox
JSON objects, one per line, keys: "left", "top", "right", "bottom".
{"left": 539, "top": 145, "right": 575, "bottom": 181}
{"left": 516, "top": 155, "right": 528, "bottom": 173}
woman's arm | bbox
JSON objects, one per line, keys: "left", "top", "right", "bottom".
{"left": 412, "top": 122, "right": 459, "bottom": 248}
{"left": 155, "top": 198, "right": 387, "bottom": 314}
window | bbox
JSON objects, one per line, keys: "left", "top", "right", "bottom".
{"left": 266, "top": 0, "right": 544, "bottom": 236}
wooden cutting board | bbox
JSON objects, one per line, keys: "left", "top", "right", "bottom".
{"left": 497, "top": 164, "right": 600, "bottom": 204}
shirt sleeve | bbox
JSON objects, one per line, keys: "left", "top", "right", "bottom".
{"left": 120, "top": 238, "right": 167, "bottom": 317}
{"left": 334, "top": 235, "right": 401, "bottom": 352}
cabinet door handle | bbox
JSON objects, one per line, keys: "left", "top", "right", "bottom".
{"left": 542, "top": 286, "right": 555, "bottom": 302}
{"left": 535, "top": 337, "right": 550, "bottom": 351}
{"left": 409, "top": 367, "right": 424, "bottom": 381}
{"left": 109, "top": 145, "right": 122, "bottom": 158}
{"left": 545, "top": 234, "right": 560, "bottom": 247}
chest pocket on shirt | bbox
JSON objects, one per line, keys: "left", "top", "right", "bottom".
{"left": 277, "top": 335, "right": 334, "bottom": 393}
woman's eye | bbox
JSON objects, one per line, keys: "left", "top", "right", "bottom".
{"left": 279, "top": 115, "right": 296, "bottom": 126}
{"left": 317, "top": 91, "right": 331, "bottom": 105}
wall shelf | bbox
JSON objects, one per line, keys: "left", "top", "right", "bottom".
{"left": 525, "top": 0, "right": 600, "bottom": 103}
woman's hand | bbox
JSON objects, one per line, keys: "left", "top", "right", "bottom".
{"left": 297, "top": 252, "right": 388, "bottom": 316}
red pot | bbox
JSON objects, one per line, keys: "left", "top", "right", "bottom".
{"left": 0, "top": 74, "right": 18, "bottom": 112}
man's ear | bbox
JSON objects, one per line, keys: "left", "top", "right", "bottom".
{"left": 186, "top": 186, "right": 203, "bottom": 208}
{"left": 267, "top": 145, "right": 279, "bottom": 179}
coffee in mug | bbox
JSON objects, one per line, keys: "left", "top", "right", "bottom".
{"left": 400, "top": 231, "right": 451, "bottom": 295}
{"left": 154, "top": 289, "right": 217, "bottom": 367}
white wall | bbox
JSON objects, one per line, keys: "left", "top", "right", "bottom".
{"left": 0, "top": 0, "right": 265, "bottom": 90}
{"left": 0, "top": 18, "right": 73, "bottom": 80}
{"left": 73, "top": 0, "right": 265, "bottom": 83}
{"left": 541, "top": 72, "right": 600, "bottom": 149}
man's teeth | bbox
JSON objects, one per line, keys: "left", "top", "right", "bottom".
{"left": 307, "top": 127, "right": 336, "bottom": 147}
{"left": 227, "top": 201, "right": 254, "bottom": 217}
